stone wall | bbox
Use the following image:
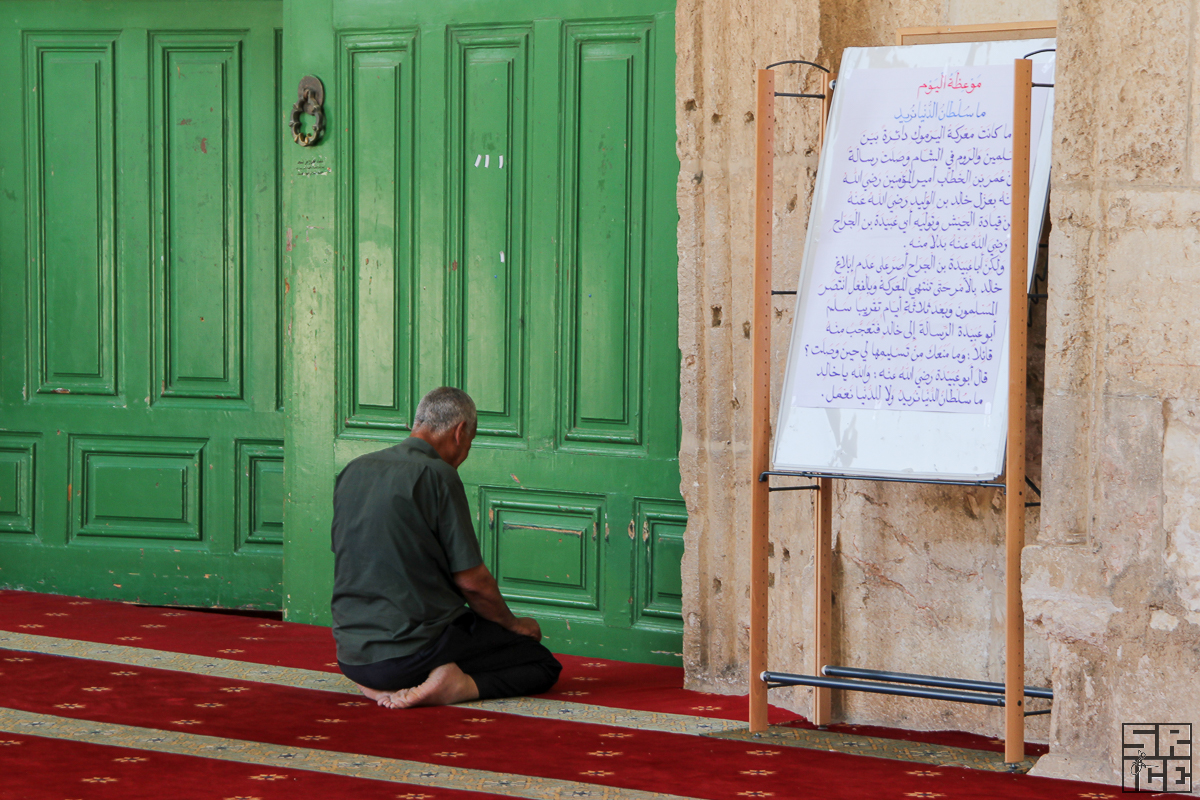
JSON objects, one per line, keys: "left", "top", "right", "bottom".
{"left": 677, "top": 0, "right": 1055, "bottom": 727}
{"left": 675, "top": 0, "right": 823, "bottom": 692}
{"left": 676, "top": 0, "right": 1200, "bottom": 790}
{"left": 1026, "top": 0, "right": 1200, "bottom": 787}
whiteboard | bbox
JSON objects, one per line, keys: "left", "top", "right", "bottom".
{"left": 772, "top": 40, "right": 1056, "bottom": 481}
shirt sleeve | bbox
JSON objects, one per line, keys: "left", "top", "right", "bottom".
{"left": 436, "top": 469, "right": 484, "bottom": 573}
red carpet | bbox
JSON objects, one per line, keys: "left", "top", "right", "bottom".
{"left": 0, "top": 589, "right": 792, "bottom": 723}
{"left": 0, "top": 590, "right": 1118, "bottom": 800}
{"left": 0, "top": 731, "right": 510, "bottom": 800}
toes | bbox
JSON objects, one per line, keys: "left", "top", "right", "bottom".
{"left": 360, "top": 685, "right": 389, "bottom": 704}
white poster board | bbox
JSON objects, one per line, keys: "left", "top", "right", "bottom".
{"left": 772, "top": 40, "right": 1055, "bottom": 481}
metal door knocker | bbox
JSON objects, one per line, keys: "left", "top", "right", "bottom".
{"left": 290, "top": 76, "right": 325, "bottom": 147}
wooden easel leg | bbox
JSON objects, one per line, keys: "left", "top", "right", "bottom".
{"left": 813, "top": 476, "right": 833, "bottom": 726}
{"left": 748, "top": 68, "right": 775, "bottom": 734}
{"left": 1004, "top": 57, "right": 1033, "bottom": 768}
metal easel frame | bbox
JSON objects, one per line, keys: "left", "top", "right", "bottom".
{"left": 748, "top": 57, "right": 1049, "bottom": 769}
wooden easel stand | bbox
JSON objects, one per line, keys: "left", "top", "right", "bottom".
{"left": 748, "top": 59, "right": 1040, "bottom": 769}
{"left": 1004, "top": 56, "right": 1033, "bottom": 767}
{"left": 748, "top": 67, "right": 774, "bottom": 734}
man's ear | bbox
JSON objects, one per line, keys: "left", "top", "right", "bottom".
{"left": 454, "top": 420, "right": 471, "bottom": 444}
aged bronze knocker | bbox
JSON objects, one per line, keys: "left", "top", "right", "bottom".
{"left": 290, "top": 76, "right": 325, "bottom": 147}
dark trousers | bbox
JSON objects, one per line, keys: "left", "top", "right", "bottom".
{"left": 338, "top": 612, "right": 562, "bottom": 700}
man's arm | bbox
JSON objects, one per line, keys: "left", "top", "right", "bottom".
{"left": 452, "top": 563, "right": 542, "bottom": 641}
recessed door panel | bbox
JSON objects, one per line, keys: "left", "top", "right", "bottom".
{"left": 560, "top": 23, "right": 651, "bottom": 449}
{"left": 481, "top": 487, "right": 602, "bottom": 613}
{"left": 25, "top": 36, "right": 117, "bottom": 397}
{"left": 72, "top": 437, "right": 205, "bottom": 542}
{"left": 633, "top": 498, "right": 685, "bottom": 629}
{"left": 0, "top": 435, "right": 38, "bottom": 536}
{"left": 339, "top": 32, "right": 417, "bottom": 433}
{"left": 152, "top": 34, "right": 245, "bottom": 400}
{"left": 237, "top": 440, "right": 284, "bottom": 550}
{"left": 446, "top": 28, "right": 529, "bottom": 439}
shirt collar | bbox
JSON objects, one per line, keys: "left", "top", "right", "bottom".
{"left": 403, "top": 436, "right": 441, "bottom": 461}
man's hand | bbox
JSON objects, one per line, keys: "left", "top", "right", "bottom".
{"left": 509, "top": 616, "right": 542, "bottom": 642}
{"left": 453, "top": 564, "right": 542, "bottom": 640}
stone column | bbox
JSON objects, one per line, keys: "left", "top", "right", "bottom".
{"left": 1028, "top": 0, "right": 1200, "bottom": 786}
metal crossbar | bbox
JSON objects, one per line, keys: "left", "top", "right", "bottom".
{"left": 822, "top": 665, "right": 1053, "bottom": 700}
{"left": 762, "top": 671, "right": 1006, "bottom": 707}
{"left": 763, "top": 665, "right": 1054, "bottom": 711}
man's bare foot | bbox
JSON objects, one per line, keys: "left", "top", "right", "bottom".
{"left": 380, "top": 663, "right": 479, "bottom": 709}
{"left": 357, "top": 684, "right": 392, "bottom": 707}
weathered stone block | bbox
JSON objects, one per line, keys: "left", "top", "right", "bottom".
{"left": 1163, "top": 399, "right": 1200, "bottom": 619}
{"left": 947, "top": 0, "right": 1056, "bottom": 25}
{"left": 1093, "top": 2, "right": 1189, "bottom": 183}
{"left": 1039, "top": 392, "right": 1091, "bottom": 544}
{"left": 1092, "top": 395, "right": 1164, "bottom": 577}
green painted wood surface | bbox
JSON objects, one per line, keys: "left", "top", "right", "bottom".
{"left": 0, "top": 1, "right": 286, "bottom": 609}
{"left": 283, "top": 0, "right": 683, "bottom": 664}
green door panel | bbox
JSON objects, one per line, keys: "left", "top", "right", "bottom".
{"left": 0, "top": 1, "right": 286, "bottom": 608}
{"left": 339, "top": 31, "right": 418, "bottom": 431}
{"left": 153, "top": 34, "right": 247, "bottom": 400}
{"left": 446, "top": 27, "right": 529, "bottom": 438}
{"left": 26, "top": 35, "right": 118, "bottom": 398}
{"left": 282, "top": 0, "right": 682, "bottom": 664}
{"left": 483, "top": 488, "right": 605, "bottom": 609}
{"left": 0, "top": 435, "right": 39, "bottom": 534}
{"left": 637, "top": 499, "right": 687, "bottom": 623}
{"left": 565, "top": 25, "right": 650, "bottom": 440}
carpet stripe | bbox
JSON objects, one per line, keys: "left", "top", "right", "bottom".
{"left": 0, "top": 631, "right": 358, "bottom": 692}
{"left": 0, "top": 632, "right": 745, "bottom": 736}
{"left": 709, "top": 723, "right": 1037, "bottom": 773}
{"left": 0, "top": 707, "right": 701, "bottom": 800}
{"left": 462, "top": 697, "right": 743, "bottom": 735}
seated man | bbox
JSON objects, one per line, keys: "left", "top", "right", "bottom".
{"left": 331, "top": 386, "right": 562, "bottom": 708}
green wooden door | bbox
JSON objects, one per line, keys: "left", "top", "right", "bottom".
{"left": 283, "top": 0, "right": 683, "bottom": 663}
{"left": 0, "top": 0, "right": 286, "bottom": 608}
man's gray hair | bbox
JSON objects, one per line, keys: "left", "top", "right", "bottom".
{"left": 413, "top": 386, "right": 477, "bottom": 433}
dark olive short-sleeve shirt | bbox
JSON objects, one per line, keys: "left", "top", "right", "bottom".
{"left": 330, "top": 437, "right": 483, "bottom": 665}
